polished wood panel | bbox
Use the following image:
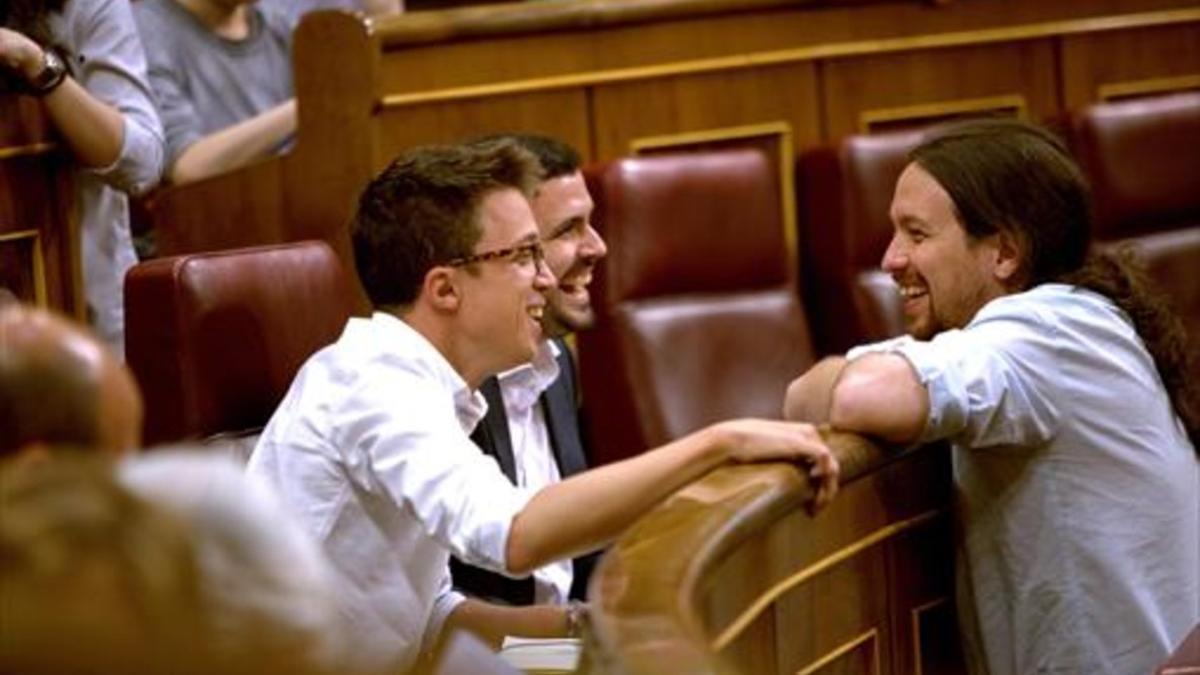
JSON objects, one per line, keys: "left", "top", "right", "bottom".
{"left": 151, "top": 158, "right": 285, "bottom": 256}
{"left": 821, "top": 40, "right": 1058, "bottom": 139}
{"left": 1060, "top": 22, "right": 1200, "bottom": 108}
{"left": 590, "top": 63, "right": 820, "bottom": 159}
{"left": 0, "top": 95, "right": 80, "bottom": 318}
{"left": 376, "top": 90, "right": 591, "bottom": 159}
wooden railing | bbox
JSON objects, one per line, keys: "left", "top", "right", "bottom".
{"left": 583, "top": 431, "right": 961, "bottom": 675}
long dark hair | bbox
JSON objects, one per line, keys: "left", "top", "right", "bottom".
{"left": 911, "top": 118, "right": 1198, "bottom": 449}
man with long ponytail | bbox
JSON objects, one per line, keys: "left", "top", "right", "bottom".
{"left": 784, "top": 119, "right": 1198, "bottom": 675}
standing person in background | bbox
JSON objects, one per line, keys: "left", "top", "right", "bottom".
{"left": 133, "top": 0, "right": 294, "bottom": 186}
{"left": 0, "top": 0, "right": 164, "bottom": 355}
{"left": 784, "top": 119, "right": 1198, "bottom": 675}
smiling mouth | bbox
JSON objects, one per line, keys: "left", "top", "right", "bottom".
{"left": 558, "top": 273, "right": 593, "bottom": 298}
{"left": 527, "top": 305, "right": 544, "bottom": 320}
{"left": 898, "top": 286, "right": 928, "bottom": 300}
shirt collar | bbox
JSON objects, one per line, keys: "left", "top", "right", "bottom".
{"left": 496, "top": 340, "right": 561, "bottom": 412}
{"left": 362, "top": 312, "right": 489, "bottom": 433}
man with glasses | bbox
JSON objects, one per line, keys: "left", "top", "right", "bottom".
{"left": 248, "top": 140, "right": 840, "bottom": 672}
{"left": 450, "top": 135, "right": 604, "bottom": 613}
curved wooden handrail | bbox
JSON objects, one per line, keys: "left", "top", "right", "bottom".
{"left": 373, "top": 0, "right": 828, "bottom": 47}
{"left": 583, "top": 428, "right": 931, "bottom": 674}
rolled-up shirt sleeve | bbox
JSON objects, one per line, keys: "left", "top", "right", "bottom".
{"left": 422, "top": 572, "right": 466, "bottom": 655}
{"left": 338, "top": 372, "right": 536, "bottom": 576}
{"left": 73, "top": 0, "right": 165, "bottom": 196}
{"left": 847, "top": 307, "right": 1062, "bottom": 450}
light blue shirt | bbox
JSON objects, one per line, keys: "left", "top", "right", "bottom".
{"left": 850, "top": 283, "right": 1199, "bottom": 675}
{"left": 248, "top": 313, "right": 534, "bottom": 673}
{"left": 52, "top": 0, "right": 165, "bottom": 354}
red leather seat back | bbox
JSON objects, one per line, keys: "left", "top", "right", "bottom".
{"left": 125, "top": 241, "right": 356, "bottom": 447}
{"left": 1069, "top": 91, "right": 1200, "bottom": 239}
{"left": 1069, "top": 92, "right": 1200, "bottom": 379}
{"left": 579, "top": 148, "right": 816, "bottom": 465}
{"left": 798, "top": 128, "right": 925, "bottom": 355}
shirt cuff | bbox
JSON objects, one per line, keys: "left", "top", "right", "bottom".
{"left": 422, "top": 587, "right": 466, "bottom": 655}
{"left": 84, "top": 116, "right": 165, "bottom": 196}
{"left": 846, "top": 336, "right": 949, "bottom": 445}
{"left": 457, "top": 484, "right": 538, "bottom": 576}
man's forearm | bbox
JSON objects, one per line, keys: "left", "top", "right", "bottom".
{"left": 443, "top": 599, "right": 569, "bottom": 649}
{"left": 169, "top": 99, "right": 296, "bottom": 184}
{"left": 44, "top": 78, "right": 126, "bottom": 169}
{"left": 828, "top": 353, "right": 928, "bottom": 445}
{"left": 505, "top": 425, "right": 728, "bottom": 575}
{"left": 1, "top": 31, "right": 124, "bottom": 168}
{"left": 505, "top": 419, "right": 838, "bottom": 575}
{"left": 784, "top": 356, "right": 848, "bottom": 422}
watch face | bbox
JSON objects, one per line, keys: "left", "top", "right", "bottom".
{"left": 30, "top": 49, "right": 68, "bottom": 95}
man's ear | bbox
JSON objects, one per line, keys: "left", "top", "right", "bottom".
{"left": 992, "top": 229, "right": 1023, "bottom": 285}
{"left": 422, "top": 266, "right": 461, "bottom": 314}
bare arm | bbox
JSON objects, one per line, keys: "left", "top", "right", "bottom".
{"left": 505, "top": 419, "right": 838, "bottom": 576}
{"left": 442, "top": 599, "right": 569, "bottom": 649}
{"left": 168, "top": 99, "right": 296, "bottom": 185}
{"left": 0, "top": 29, "right": 125, "bottom": 168}
{"left": 828, "top": 353, "right": 928, "bottom": 445}
{"left": 783, "top": 356, "right": 848, "bottom": 422}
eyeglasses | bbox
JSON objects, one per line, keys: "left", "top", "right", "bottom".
{"left": 446, "top": 241, "right": 545, "bottom": 269}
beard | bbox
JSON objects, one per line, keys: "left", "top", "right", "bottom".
{"left": 541, "top": 288, "right": 596, "bottom": 338}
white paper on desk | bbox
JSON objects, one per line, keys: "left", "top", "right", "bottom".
{"left": 498, "top": 636, "right": 581, "bottom": 673}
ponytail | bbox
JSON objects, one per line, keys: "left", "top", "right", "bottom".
{"left": 1060, "top": 248, "right": 1199, "bottom": 451}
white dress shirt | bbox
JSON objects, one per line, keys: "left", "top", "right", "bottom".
{"left": 849, "top": 284, "right": 1199, "bottom": 675}
{"left": 496, "top": 341, "right": 573, "bottom": 604}
{"left": 247, "top": 313, "right": 535, "bottom": 673}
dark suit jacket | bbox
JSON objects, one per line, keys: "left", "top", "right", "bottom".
{"left": 450, "top": 337, "right": 599, "bottom": 604}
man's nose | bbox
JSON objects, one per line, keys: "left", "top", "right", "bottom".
{"left": 534, "top": 257, "right": 556, "bottom": 290}
{"left": 881, "top": 235, "right": 907, "bottom": 272}
{"left": 581, "top": 224, "right": 607, "bottom": 261}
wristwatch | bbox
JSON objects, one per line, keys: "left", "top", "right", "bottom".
{"left": 27, "top": 49, "right": 68, "bottom": 97}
